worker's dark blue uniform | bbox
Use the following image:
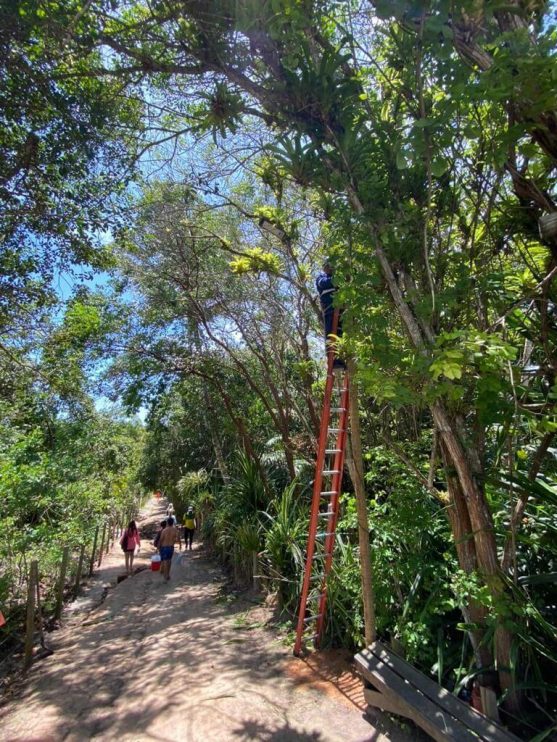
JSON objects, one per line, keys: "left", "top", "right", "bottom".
{"left": 316, "top": 270, "right": 340, "bottom": 337}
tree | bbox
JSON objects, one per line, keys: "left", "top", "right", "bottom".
{"left": 0, "top": 0, "right": 141, "bottom": 327}
{"left": 111, "top": 178, "right": 323, "bottom": 480}
{"left": 80, "top": 0, "right": 557, "bottom": 706}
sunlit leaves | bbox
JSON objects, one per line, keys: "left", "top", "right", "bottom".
{"left": 229, "top": 246, "right": 283, "bottom": 275}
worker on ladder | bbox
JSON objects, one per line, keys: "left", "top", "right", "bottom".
{"left": 316, "top": 258, "right": 345, "bottom": 369}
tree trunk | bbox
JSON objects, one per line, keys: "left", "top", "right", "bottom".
{"left": 434, "top": 404, "right": 517, "bottom": 711}
{"left": 439, "top": 442, "right": 494, "bottom": 673}
{"left": 346, "top": 358, "right": 376, "bottom": 645}
{"left": 200, "top": 382, "right": 230, "bottom": 482}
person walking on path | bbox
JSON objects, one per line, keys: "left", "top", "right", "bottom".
{"left": 120, "top": 520, "right": 141, "bottom": 576}
{"left": 183, "top": 506, "right": 196, "bottom": 551}
{"left": 153, "top": 520, "right": 167, "bottom": 552}
{"left": 167, "top": 504, "right": 178, "bottom": 526}
{"left": 159, "top": 517, "right": 180, "bottom": 581}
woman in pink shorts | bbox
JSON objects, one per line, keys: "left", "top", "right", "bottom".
{"left": 120, "top": 520, "right": 141, "bottom": 575}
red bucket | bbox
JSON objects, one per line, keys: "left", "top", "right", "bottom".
{"left": 151, "top": 555, "right": 161, "bottom": 571}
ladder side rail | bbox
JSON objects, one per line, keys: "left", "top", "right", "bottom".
{"left": 322, "top": 374, "right": 349, "bottom": 568}
{"left": 315, "top": 376, "right": 350, "bottom": 643}
{"left": 294, "top": 343, "right": 337, "bottom": 655}
{"left": 294, "top": 309, "right": 342, "bottom": 655}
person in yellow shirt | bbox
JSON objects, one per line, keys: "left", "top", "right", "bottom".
{"left": 183, "top": 506, "right": 196, "bottom": 551}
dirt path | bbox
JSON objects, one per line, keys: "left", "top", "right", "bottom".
{"left": 0, "top": 500, "right": 413, "bottom": 741}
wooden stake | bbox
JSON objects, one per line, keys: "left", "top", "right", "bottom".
{"left": 89, "top": 525, "right": 99, "bottom": 577}
{"left": 55, "top": 547, "right": 70, "bottom": 621}
{"left": 252, "top": 552, "right": 259, "bottom": 591}
{"left": 97, "top": 523, "right": 107, "bottom": 567}
{"left": 347, "top": 358, "right": 376, "bottom": 645}
{"left": 74, "top": 543, "right": 86, "bottom": 596}
{"left": 24, "top": 560, "right": 38, "bottom": 668}
{"left": 35, "top": 573, "right": 45, "bottom": 648}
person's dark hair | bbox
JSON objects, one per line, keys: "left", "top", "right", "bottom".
{"left": 160, "top": 520, "right": 167, "bottom": 528}
{"left": 167, "top": 517, "right": 174, "bottom": 527}
{"left": 128, "top": 520, "right": 137, "bottom": 532}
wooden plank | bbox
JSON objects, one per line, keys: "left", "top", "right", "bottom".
{"left": 89, "top": 525, "right": 99, "bottom": 577}
{"left": 55, "top": 546, "right": 70, "bottom": 621}
{"left": 74, "top": 543, "right": 86, "bottom": 596}
{"left": 364, "top": 687, "right": 410, "bottom": 717}
{"left": 24, "top": 560, "right": 38, "bottom": 669}
{"left": 97, "top": 523, "right": 106, "bottom": 567}
{"left": 355, "top": 652, "right": 478, "bottom": 742}
{"left": 359, "top": 643, "right": 521, "bottom": 742}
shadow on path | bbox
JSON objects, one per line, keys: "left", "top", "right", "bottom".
{"left": 0, "top": 499, "right": 412, "bottom": 742}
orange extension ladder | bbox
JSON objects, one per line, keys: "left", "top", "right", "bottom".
{"left": 294, "top": 309, "right": 349, "bottom": 656}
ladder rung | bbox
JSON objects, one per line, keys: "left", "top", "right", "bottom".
{"left": 309, "top": 573, "right": 325, "bottom": 582}
{"left": 316, "top": 531, "right": 334, "bottom": 538}
{"left": 328, "top": 428, "right": 344, "bottom": 434}
{"left": 303, "top": 613, "right": 322, "bottom": 623}
{"left": 325, "top": 449, "right": 341, "bottom": 454}
{"left": 320, "top": 490, "right": 336, "bottom": 496}
{"left": 322, "top": 470, "right": 340, "bottom": 475}
{"left": 307, "top": 591, "right": 324, "bottom": 601}
{"left": 318, "top": 511, "right": 334, "bottom": 518}
{"left": 331, "top": 408, "right": 346, "bottom": 413}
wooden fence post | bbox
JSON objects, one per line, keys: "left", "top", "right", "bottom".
{"left": 55, "top": 547, "right": 70, "bottom": 621}
{"left": 252, "top": 552, "right": 259, "bottom": 591}
{"left": 97, "top": 523, "right": 107, "bottom": 567}
{"left": 24, "top": 560, "right": 38, "bottom": 668}
{"left": 89, "top": 525, "right": 99, "bottom": 577}
{"left": 74, "top": 543, "right": 86, "bottom": 596}
{"left": 35, "top": 575, "right": 45, "bottom": 649}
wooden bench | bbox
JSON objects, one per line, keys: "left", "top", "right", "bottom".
{"left": 355, "top": 642, "right": 522, "bottom": 741}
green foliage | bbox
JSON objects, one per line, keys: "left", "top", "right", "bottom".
{"left": 0, "top": 400, "right": 145, "bottom": 616}
{"left": 195, "top": 82, "right": 245, "bottom": 140}
{"left": 261, "top": 480, "right": 306, "bottom": 605}
{"left": 0, "top": 0, "right": 140, "bottom": 322}
{"left": 2, "top": 0, "right": 557, "bottom": 728}
{"left": 175, "top": 469, "right": 209, "bottom": 520}
{"left": 230, "top": 247, "right": 283, "bottom": 276}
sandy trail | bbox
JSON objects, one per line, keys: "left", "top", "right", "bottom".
{"left": 0, "top": 500, "right": 412, "bottom": 741}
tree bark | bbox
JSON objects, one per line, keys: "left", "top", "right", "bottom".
{"left": 346, "top": 358, "right": 376, "bottom": 645}
{"left": 439, "top": 442, "right": 494, "bottom": 672}
{"left": 433, "top": 404, "right": 517, "bottom": 710}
